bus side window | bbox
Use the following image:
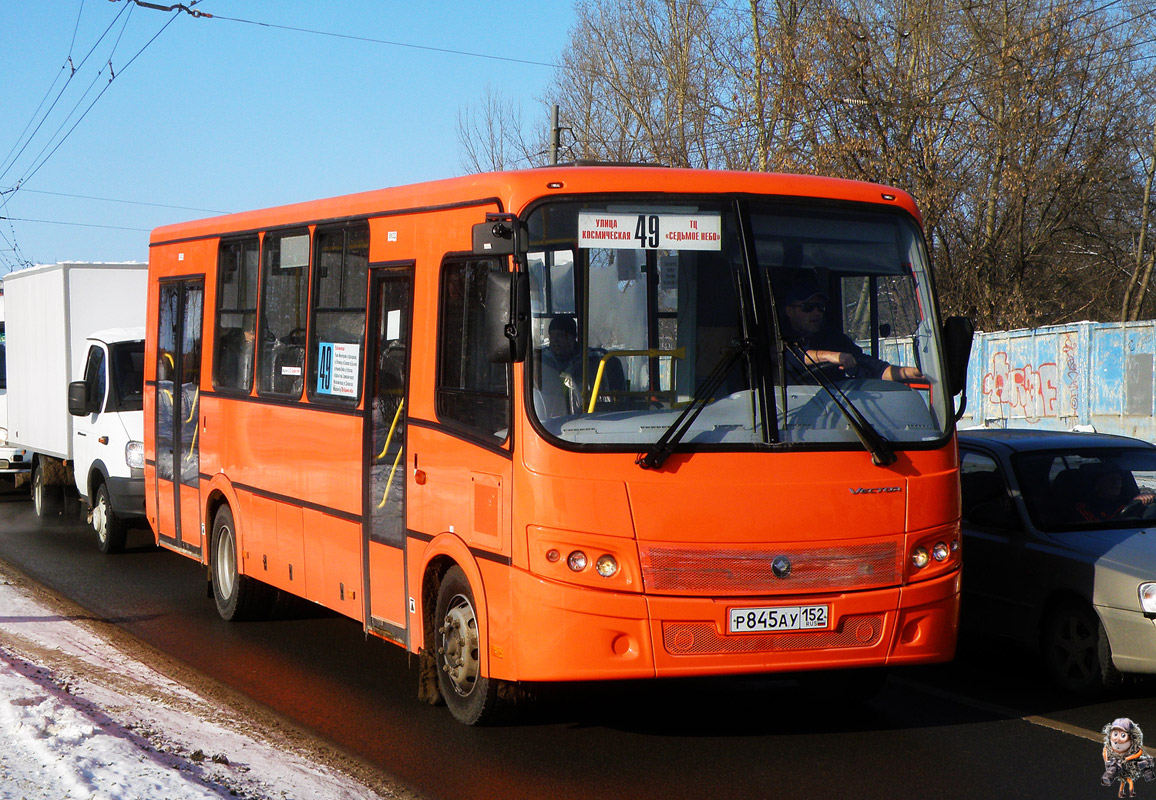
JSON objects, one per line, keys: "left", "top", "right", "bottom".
{"left": 308, "top": 223, "right": 369, "bottom": 404}
{"left": 258, "top": 230, "right": 310, "bottom": 398}
{"left": 437, "top": 258, "right": 510, "bottom": 439}
{"left": 213, "top": 237, "right": 259, "bottom": 393}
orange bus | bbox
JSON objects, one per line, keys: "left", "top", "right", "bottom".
{"left": 145, "top": 167, "right": 974, "bottom": 724}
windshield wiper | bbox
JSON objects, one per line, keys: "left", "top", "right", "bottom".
{"left": 637, "top": 339, "right": 752, "bottom": 470}
{"left": 783, "top": 342, "right": 896, "bottom": 467}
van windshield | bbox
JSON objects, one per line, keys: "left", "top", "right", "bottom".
{"left": 524, "top": 198, "right": 949, "bottom": 450}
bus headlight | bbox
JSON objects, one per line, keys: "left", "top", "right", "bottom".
{"left": 1140, "top": 583, "right": 1156, "bottom": 615}
{"left": 595, "top": 554, "right": 619, "bottom": 578}
{"left": 125, "top": 440, "right": 145, "bottom": 470}
{"left": 567, "top": 551, "right": 588, "bottom": 572}
{"left": 911, "top": 547, "right": 930, "bottom": 569}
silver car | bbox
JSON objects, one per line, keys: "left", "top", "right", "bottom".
{"left": 959, "top": 429, "right": 1156, "bottom": 692}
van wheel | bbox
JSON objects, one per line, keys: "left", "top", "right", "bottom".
{"left": 93, "top": 483, "right": 128, "bottom": 554}
{"left": 31, "top": 461, "right": 62, "bottom": 520}
{"left": 434, "top": 566, "right": 501, "bottom": 725}
{"left": 210, "top": 505, "right": 273, "bottom": 621}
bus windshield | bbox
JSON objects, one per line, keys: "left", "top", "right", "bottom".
{"left": 526, "top": 198, "right": 949, "bottom": 449}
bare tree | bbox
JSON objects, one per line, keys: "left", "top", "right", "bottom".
{"left": 456, "top": 86, "right": 543, "bottom": 173}
{"left": 457, "top": 0, "right": 1156, "bottom": 331}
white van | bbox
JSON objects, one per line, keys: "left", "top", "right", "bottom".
{"left": 65, "top": 328, "right": 146, "bottom": 551}
{"left": 4, "top": 262, "right": 147, "bottom": 551}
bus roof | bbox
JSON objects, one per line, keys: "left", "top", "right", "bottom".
{"left": 149, "top": 167, "right": 922, "bottom": 246}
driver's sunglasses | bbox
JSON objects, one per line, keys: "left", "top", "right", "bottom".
{"left": 791, "top": 301, "right": 827, "bottom": 313}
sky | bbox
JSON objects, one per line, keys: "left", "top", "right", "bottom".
{"left": 0, "top": 564, "right": 417, "bottom": 799}
{"left": 0, "top": 1, "right": 573, "bottom": 271}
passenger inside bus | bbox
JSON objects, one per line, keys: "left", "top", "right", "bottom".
{"left": 536, "top": 314, "right": 625, "bottom": 418}
{"left": 779, "top": 274, "right": 925, "bottom": 383}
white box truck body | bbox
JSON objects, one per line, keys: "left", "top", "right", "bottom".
{"left": 0, "top": 292, "right": 32, "bottom": 480}
{"left": 3, "top": 262, "right": 148, "bottom": 551}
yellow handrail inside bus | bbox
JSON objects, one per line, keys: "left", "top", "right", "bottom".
{"left": 377, "top": 446, "right": 405, "bottom": 510}
{"left": 375, "top": 399, "right": 406, "bottom": 509}
{"left": 375, "top": 398, "right": 405, "bottom": 461}
{"left": 586, "top": 347, "right": 685, "bottom": 414}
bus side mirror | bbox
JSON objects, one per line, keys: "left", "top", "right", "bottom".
{"left": 67, "top": 380, "right": 92, "bottom": 416}
{"left": 485, "top": 271, "right": 530, "bottom": 363}
{"left": 473, "top": 215, "right": 525, "bottom": 257}
{"left": 941, "top": 315, "right": 974, "bottom": 397}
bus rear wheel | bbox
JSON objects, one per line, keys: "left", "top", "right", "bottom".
{"left": 434, "top": 566, "right": 500, "bottom": 725}
{"left": 210, "top": 505, "right": 274, "bottom": 621}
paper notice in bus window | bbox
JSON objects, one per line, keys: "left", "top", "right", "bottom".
{"left": 386, "top": 309, "right": 401, "bottom": 342}
{"left": 316, "top": 342, "right": 360, "bottom": 398}
{"left": 578, "top": 211, "right": 722, "bottom": 251}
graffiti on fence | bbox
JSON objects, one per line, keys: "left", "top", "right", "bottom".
{"left": 1061, "top": 333, "right": 1079, "bottom": 417}
{"left": 981, "top": 351, "right": 1060, "bottom": 422}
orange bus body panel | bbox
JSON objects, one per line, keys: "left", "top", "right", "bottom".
{"left": 145, "top": 167, "right": 958, "bottom": 690}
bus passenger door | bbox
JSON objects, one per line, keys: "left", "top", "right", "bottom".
{"left": 363, "top": 269, "right": 413, "bottom": 644}
{"left": 154, "top": 279, "right": 204, "bottom": 555}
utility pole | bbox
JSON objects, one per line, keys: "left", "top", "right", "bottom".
{"left": 550, "top": 105, "right": 561, "bottom": 165}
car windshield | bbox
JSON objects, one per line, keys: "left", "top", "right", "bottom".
{"left": 524, "top": 198, "right": 950, "bottom": 450}
{"left": 1013, "top": 447, "right": 1156, "bottom": 531}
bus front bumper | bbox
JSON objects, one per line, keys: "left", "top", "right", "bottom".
{"left": 502, "top": 568, "right": 960, "bottom": 683}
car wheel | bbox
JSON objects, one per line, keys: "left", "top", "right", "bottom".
{"left": 210, "top": 505, "right": 274, "bottom": 621}
{"left": 92, "top": 483, "right": 128, "bottom": 554}
{"left": 1043, "top": 603, "right": 1118, "bottom": 692}
{"left": 434, "top": 566, "right": 501, "bottom": 725}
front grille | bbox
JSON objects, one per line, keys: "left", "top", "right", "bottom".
{"left": 662, "top": 614, "right": 884, "bottom": 656}
{"left": 640, "top": 541, "right": 900, "bottom": 595}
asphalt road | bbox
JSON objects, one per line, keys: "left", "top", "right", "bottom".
{"left": 0, "top": 478, "right": 1151, "bottom": 800}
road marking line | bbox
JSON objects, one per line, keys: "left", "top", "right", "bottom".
{"left": 892, "top": 676, "right": 1103, "bottom": 742}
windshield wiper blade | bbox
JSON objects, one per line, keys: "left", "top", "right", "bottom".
{"left": 784, "top": 343, "right": 896, "bottom": 467}
{"left": 637, "top": 339, "right": 752, "bottom": 471}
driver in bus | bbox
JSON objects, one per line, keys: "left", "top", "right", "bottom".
{"left": 779, "top": 274, "right": 925, "bottom": 383}
{"left": 537, "top": 315, "right": 624, "bottom": 418}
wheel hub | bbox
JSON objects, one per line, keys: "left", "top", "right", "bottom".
{"left": 439, "top": 594, "right": 479, "bottom": 697}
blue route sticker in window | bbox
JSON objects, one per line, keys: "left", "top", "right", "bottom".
{"left": 317, "top": 342, "right": 360, "bottom": 398}
{"left": 578, "top": 211, "right": 722, "bottom": 251}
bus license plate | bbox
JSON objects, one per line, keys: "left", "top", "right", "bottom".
{"left": 728, "top": 605, "right": 829, "bottom": 634}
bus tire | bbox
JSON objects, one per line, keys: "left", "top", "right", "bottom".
{"left": 32, "top": 461, "right": 62, "bottom": 520}
{"left": 93, "top": 482, "right": 128, "bottom": 554}
{"left": 434, "top": 565, "right": 501, "bottom": 725}
{"left": 210, "top": 505, "right": 273, "bottom": 622}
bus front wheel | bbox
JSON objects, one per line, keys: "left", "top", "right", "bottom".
{"left": 210, "top": 505, "right": 273, "bottom": 621}
{"left": 434, "top": 566, "right": 500, "bottom": 725}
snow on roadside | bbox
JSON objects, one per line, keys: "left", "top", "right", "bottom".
{"left": 0, "top": 567, "right": 417, "bottom": 800}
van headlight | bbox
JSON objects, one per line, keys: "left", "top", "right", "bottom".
{"left": 1140, "top": 583, "right": 1156, "bottom": 615}
{"left": 125, "top": 440, "right": 145, "bottom": 470}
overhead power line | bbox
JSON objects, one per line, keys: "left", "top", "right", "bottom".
{"left": 20, "top": 188, "right": 230, "bottom": 215}
{"left": 0, "top": 215, "right": 152, "bottom": 232}
{"left": 108, "top": 0, "right": 557, "bottom": 68}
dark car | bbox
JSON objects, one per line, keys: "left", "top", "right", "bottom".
{"left": 959, "top": 428, "right": 1156, "bottom": 692}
